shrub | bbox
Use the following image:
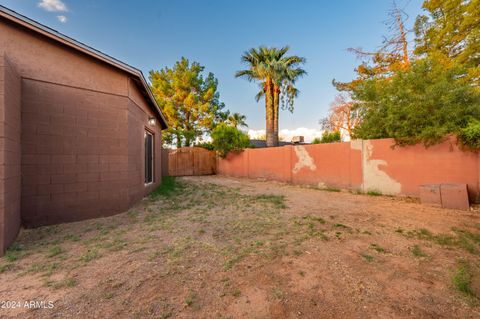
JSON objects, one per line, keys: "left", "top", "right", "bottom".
{"left": 195, "top": 142, "right": 215, "bottom": 151}
{"left": 352, "top": 57, "right": 480, "bottom": 149}
{"left": 319, "top": 131, "right": 341, "bottom": 143}
{"left": 211, "top": 123, "right": 250, "bottom": 158}
{"left": 458, "top": 119, "right": 480, "bottom": 150}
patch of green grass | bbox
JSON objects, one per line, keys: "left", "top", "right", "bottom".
{"left": 333, "top": 223, "right": 350, "bottom": 229}
{"left": 454, "top": 228, "right": 480, "bottom": 254}
{"left": 5, "top": 243, "right": 29, "bottom": 262}
{"left": 402, "top": 227, "right": 480, "bottom": 254}
{"left": 48, "top": 245, "right": 63, "bottom": 258}
{"left": 127, "top": 210, "right": 140, "bottom": 219}
{"left": 254, "top": 240, "right": 264, "bottom": 247}
{"left": 144, "top": 212, "right": 160, "bottom": 224}
{"left": 458, "top": 236, "right": 477, "bottom": 254}
{"left": 64, "top": 234, "right": 81, "bottom": 242}
{"left": 0, "top": 263, "right": 13, "bottom": 273}
{"left": 104, "top": 292, "right": 115, "bottom": 299}
{"left": 370, "top": 243, "right": 386, "bottom": 253}
{"left": 411, "top": 245, "right": 427, "bottom": 257}
{"left": 362, "top": 230, "right": 372, "bottom": 235}
{"left": 366, "top": 190, "right": 382, "bottom": 196}
{"left": 292, "top": 215, "right": 326, "bottom": 228}
{"left": 272, "top": 288, "right": 285, "bottom": 300}
{"left": 46, "top": 278, "right": 77, "bottom": 290}
{"left": 65, "top": 278, "right": 77, "bottom": 287}
{"left": 361, "top": 252, "right": 374, "bottom": 262}
{"left": 232, "top": 288, "right": 241, "bottom": 297}
{"left": 79, "top": 248, "right": 101, "bottom": 263}
{"left": 298, "top": 270, "right": 306, "bottom": 277}
{"left": 224, "top": 248, "right": 252, "bottom": 269}
{"left": 26, "top": 262, "right": 59, "bottom": 276}
{"left": 148, "top": 251, "right": 161, "bottom": 261}
{"left": 324, "top": 187, "right": 341, "bottom": 192}
{"left": 293, "top": 249, "right": 303, "bottom": 256}
{"left": 254, "top": 194, "right": 287, "bottom": 209}
{"left": 150, "top": 176, "right": 182, "bottom": 199}
{"left": 452, "top": 259, "right": 476, "bottom": 298}
{"left": 305, "top": 215, "right": 326, "bottom": 224}
{"left": 103, "top": 236, "right": 128, "bottom": 252}
{"left": 185, "top": 290, "right": 196, "bottom": 306}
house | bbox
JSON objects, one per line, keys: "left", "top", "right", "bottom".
{"left": 248, "top": 136, "right": 308, "bottom": 148}
{"left": 0, "top": 6, "right": 168, "bottom": 254}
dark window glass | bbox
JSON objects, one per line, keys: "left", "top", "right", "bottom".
{"left": 145, "top": 131, "right": 153, "bottom": 184}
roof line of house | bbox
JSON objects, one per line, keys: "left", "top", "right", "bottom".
{"left": 0, "top": 5, "right": 168, "bottom": 129}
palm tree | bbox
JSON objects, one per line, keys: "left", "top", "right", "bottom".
{"left": 228, "top": 112, "right": 248, "bottom": 128}
{"left": 236, "top": 47, "right": 276, "bottom": 146}
{"left": 272, "top": 55, "right": 306, "bottom": 145}
{"left": 236, "top": 46, "right": 305, "bottom": 147}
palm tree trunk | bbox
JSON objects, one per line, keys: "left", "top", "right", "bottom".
{"left": 265, "top": 78, "right": 275, "bottom": 147}
{"left": 273, "top": 83, "right": 280, "bottom": 146}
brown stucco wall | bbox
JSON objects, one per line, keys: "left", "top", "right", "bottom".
{"left": 0, "top": 16, "right": 127, "bottom": 96}
{"left": 20, "top": 79, "right": 131, "bottom": 226}
{"left": 0, "top": 14, "right": 164, "bottom": 246}
{"left": 0, "top": 54, "right": 21, "bottom": 253}
{"left": 127, "top": 80, "right": 162, "bottom": 206}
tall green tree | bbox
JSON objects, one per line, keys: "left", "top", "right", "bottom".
{"left": 332, "top": 1, "right": 412, "bottom": 94}
{"left": 352, "top": 56, "right": 480, "bottom": 147}
{"left": 272, "top": 54, "right": 306, "bottom": 145}
{"left": 236, "top": 46, "right": 306, "bottom": 147}
{"left": 149, "top": 58, "right": 230, "bottom": 147}
{"left": 414, "top": 0, "right": 480, "bottom": 86}
{"left": 330, "top": 0, "right": 480, "bottom": 149}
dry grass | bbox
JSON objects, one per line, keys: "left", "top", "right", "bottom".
{"left": 0, "top": 176, "right": 479, "bottom": 318}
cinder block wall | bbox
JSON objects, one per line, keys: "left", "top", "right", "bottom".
{"left": 217, "top": 139, "right": 480, "bottom": 203}
{"left": 0, "top": 54, "right": 21, "bottom": 253}
{"left": 19, "top": 78, "right": 163, "bottom": 228}
{"left": 127, "top": 80, "right": 162, "bottom": 206}
{"left": 20, "top": 79, "right": 131, "bottom": 226}
{"left": 0, "top": 14, "right": 165, "bottom": 255}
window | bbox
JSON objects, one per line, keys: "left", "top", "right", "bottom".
{"left": 145, "top": 131, "right": 154, "bottom": 184}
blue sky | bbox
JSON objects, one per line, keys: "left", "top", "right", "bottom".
{"left": 1, "top": 0, "right": 424, "bottom": 140}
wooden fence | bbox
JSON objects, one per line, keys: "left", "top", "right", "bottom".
{"left": 164, "top": 147, "right": 216, "bottom": 176}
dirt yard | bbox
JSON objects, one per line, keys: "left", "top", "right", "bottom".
{"left": 1, "top": 176, "right": 480, "bottom": 318}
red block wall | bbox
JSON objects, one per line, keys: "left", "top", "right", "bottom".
{"left": 364, "top": 138, "right": 479, "bottom": 201}
{"left": 291, "top": 142, "right": 362, "bottom": 189}
{"left": 218, "top": 139, "right": 480, "bottom": 203}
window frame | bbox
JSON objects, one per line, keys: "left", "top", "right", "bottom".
{"left": 144, "top": 129, "right": 154, "bottom": 185}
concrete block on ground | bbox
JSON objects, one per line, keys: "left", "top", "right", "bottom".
{"left": 440, "top": 183, "right": 470, "bottom": 211}
{"left": 420, "top": 184, "right": 442, "bottom": 207}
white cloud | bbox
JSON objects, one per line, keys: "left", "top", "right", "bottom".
{"left": 248, "top": 128, "right": 323, "bottom": 143}
{"left": 247, "top": 129, "right": 266, "bottom": 140}
{"left": 57, "top": 15, "right": 67, "bottom": 23}
{"left": 38, "top": 0, "right": 68, "bottom": 12}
